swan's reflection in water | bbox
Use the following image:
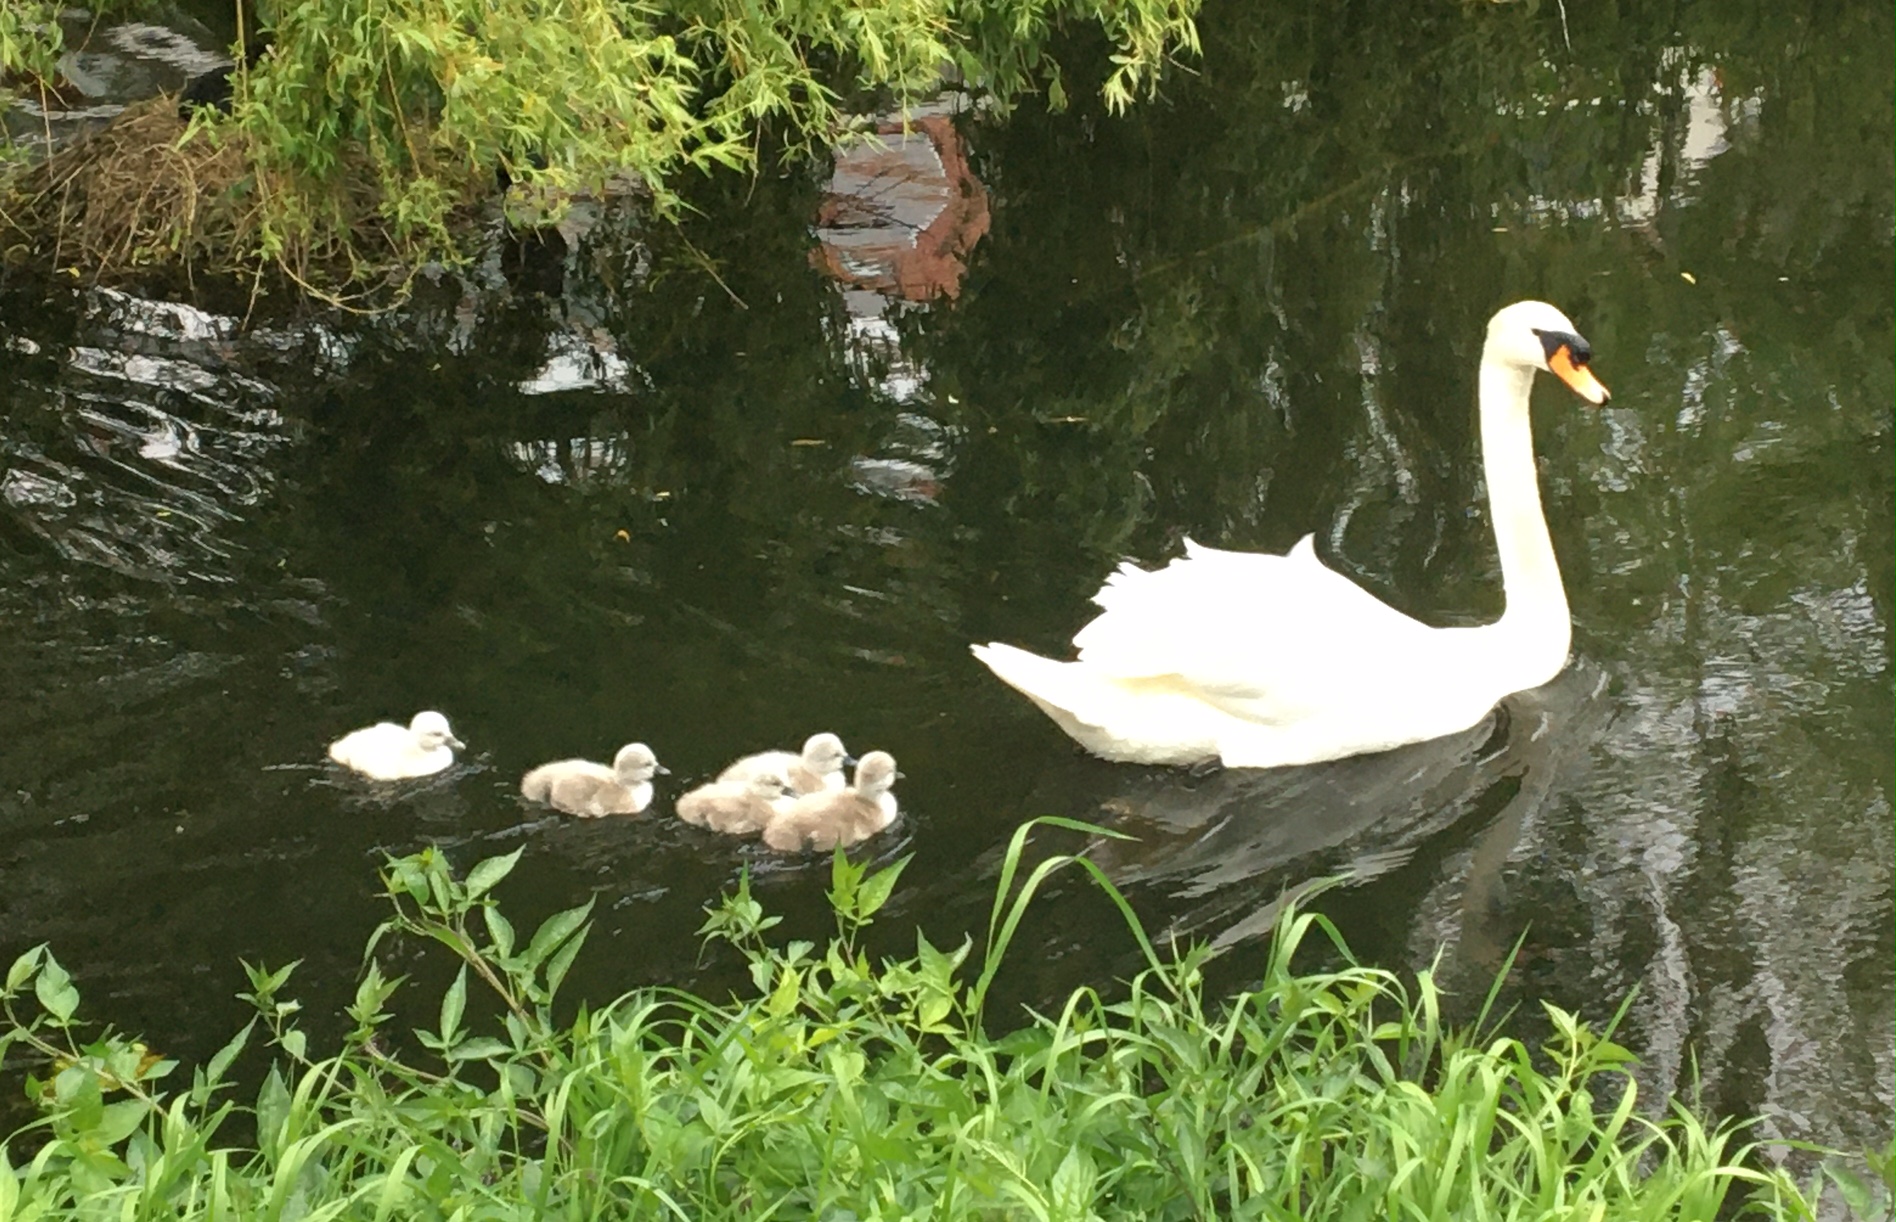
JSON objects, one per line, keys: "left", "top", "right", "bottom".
{"left": 1008, "top": 661, "right": 1610, "bottom": 959}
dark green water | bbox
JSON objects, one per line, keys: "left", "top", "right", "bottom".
{"left": 2, "top": 0, "right": 1890, "bottom": 1165}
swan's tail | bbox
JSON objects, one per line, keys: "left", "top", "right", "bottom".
{"left": 971, "top": 642, "right": 1219, "bottom": 764}
{"left": 970, "top": 643, "right": 1098, "bottom": 724}
{"left": 972, "top": 642, "right": 1133, "bottom": 747}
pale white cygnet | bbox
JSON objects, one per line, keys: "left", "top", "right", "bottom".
{"left": 762, "top": 751, "right": 900, "bottom": 853}
{"left": 717, "top": 732, "right": 851, "bottom": 796}
{"left": 675, "top": 770, "right": 798, "bottom": 836}
{"left": 327, "top": 711, "right": 465, "bottom": 780}
{"left": 520, "top": 742, "right": 666, "bottom": 817}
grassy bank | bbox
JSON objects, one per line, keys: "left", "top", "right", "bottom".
{"left": 0, "top": 821, "right": 1841, "bottom": 1218}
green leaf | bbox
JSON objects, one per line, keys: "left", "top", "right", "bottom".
{"left": 767, "top": 965, "right": 801, "bottom": 1017}
{"left": 918, "top": 993, "right": 953, "bottom": 1028}
{"left": 93, "top": 1099, "right": 149, "bottom": 1146}
{"left": 439, "top": 966, "right": 467, "bottom": 1044}
{"left": 0, "top": 1144, "right": 16, "bottom": 1215}
{"left": 828, "top": 846, "right": 862, "bottom": 917}
{"left": 543, "top": 926, "right": 588, "bottom": 999}
{"left": 444, "top": 1037, "right": 511, "bottom": 1062}
{"left": 524, "top": 899, "right": 594, "bottom": 969}
{"left": 1051, "top": 1146, "right": 1097, "bottom": 1213}
{"left": 855, "top": 853, "right": 911, "bottom": 921}
{"left": 387, "top": 856, "right": 429, "bottom": 903}
{"left": 1823, "top": 1163, "right": 1885, "bottom": 1221}
{"left": 483, "top": 905, "right": 516, "bottom": 958}
{"left": 465, "top": 849, "right": 522, "bottom": 901}
{"left": 256, "top": 1067, "right": 290, "bottom": 1150}
{"left": 351, "top": 962, "right": 400, "bottom": 1026}
{"left": 263, "top": 961, "right": 300, "bottom": 994}
{"left": 204, "top": 1020, "right": 253, "bottom": 1091}
{"left": 5, "top": 945, "right": 43, "bottom": 993}
{"left": 35, "top": 955, "right": 77, "bottom": 1022}
{"left": 426, "top": 859, "right": 455, "bottom": 913}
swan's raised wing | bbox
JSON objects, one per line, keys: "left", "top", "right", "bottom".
{"left": 1070, "top": 535, "right": 1439, "bottom": 723}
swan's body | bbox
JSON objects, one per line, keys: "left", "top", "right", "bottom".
{"left": 971, "top": 301, "right": 1609, "bottom": 770}
{"left": 521, "top": 743, "right": 665, "bottom": 816}
{"left": 717, "top": 733, "right": 851, "bottom": 796}
{"left": 763, "top": 752, "right": 900, "bottom": 852}
{"left": 327, "top": 711, "right": 465, "bottom": 780}
{"left": 676, "top": 770, "right": 799, "bottom": 835}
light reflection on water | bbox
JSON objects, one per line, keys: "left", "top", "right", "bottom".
{"left": 0, "top": 0, "right": 1890, "bottom": 1175}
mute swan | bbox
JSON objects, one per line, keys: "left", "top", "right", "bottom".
{"left": 970, "top": 300, "right": 1610, "bottom": 769}
{"left": 327, "top": 711, "right": 466, "bottom": 780}
{"left": 762, "top": 751, "right": 901, "bottom": 852}
{"left": 675, "top": 770, "right": 799, "bottom": 835}
{"left": 520, "top": 742, "right": 667, "bottom": 816}
{"left": 717, "top": 732, "right": 853, "bottom": 795}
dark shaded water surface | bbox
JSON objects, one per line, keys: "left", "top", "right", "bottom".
{"left": 2, "top": 0, "right": 1890, "bottom": 1168}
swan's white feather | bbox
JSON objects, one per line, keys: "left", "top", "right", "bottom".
{"left": 1073, "top": 535, "right": 1437, "bottom": 720}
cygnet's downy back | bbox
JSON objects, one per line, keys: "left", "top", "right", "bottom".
{"left": 762, "top": 751, "right": 900, "bottom": 853}
{"left": 521, "top": 742, "right": 665, "bottom": 817}
{"left": 328, "top": 710, "right": 466, "bottom": 780}
{"left": 675, "top": 770, "right": 797, "bottom": 836}
{"left": 718, "top": 732, "right": 851, "bottom": 796}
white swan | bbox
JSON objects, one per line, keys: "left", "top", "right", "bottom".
{"left": 762, "top": 751, "right": 900, "bottom": 852}
{"left": 327, "top": 711, "right": 466, "bottom": 780}
{"left": 520, "top": 742, "right": 666, "bottom": 816}
{"left": 970, "top": 300, "right": 1609, "bottom": 769}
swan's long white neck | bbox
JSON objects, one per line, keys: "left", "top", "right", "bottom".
{"left": 1477, "top": 356, "right": 1571, "bottom": 686}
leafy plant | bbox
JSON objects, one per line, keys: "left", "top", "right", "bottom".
{"left": 0, "top": 821, "right": 1824, "bottom": 1218}
{"left": 2, "top": 0, "right": 1201, "bottom": 289}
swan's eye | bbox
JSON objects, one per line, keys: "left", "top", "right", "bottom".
{"left": 1531, "top": 328, "right": 1590, "bottom": 365}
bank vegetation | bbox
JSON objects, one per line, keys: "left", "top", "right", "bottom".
{"left": 0, "top": 820, "right": 1861, "bottom": 1219}
{"left": 0, "top": 0, "right": 1199, "bottom": 295}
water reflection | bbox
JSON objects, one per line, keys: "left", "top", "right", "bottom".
{"left": 0, "top": 0, "right": 1888, "bottom": 1176}
{"left": 814, "top": 96, "right": 987, "bottom": 505}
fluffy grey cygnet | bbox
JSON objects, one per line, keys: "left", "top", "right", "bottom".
{"left": 328, "top": 711, "right": 465, "bottom": 780}
{"left": 762, "top": 751, "right": 900, "bottom": 853}
{"left": 675, "top": 770, "right": 798, "bottom": 835}
{"left": 520, "top": 742, "right": 666, "bottom": 817}
{"left": 717, "top": 732, "right": 851, "bottom": 796}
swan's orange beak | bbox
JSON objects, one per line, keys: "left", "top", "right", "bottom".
{"left": 1550, "top": 345, "right": 1610, "bottom": 405}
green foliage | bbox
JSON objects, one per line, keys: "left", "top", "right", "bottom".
{"left": 0, "top": 1, "right": 146, "bottom": 97}
{"left": 0, "top": 822, "right": 1833, "bottom": 1217}
{"left": 2, "top": 0, "right": 1199, "bottom": 286}
{"left": 0, "top": 3, "right": 64, "bottom": 91}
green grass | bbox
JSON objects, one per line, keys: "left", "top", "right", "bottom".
{"left": 0, "top": 819, "right": 1858, "bottom": 1219}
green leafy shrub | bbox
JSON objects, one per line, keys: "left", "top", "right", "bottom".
{"left": 0, "top": 820, "right": 1843, "bottom": 1218}
{"left": 1, "top": 0, "right": 1201, "bottom": 288}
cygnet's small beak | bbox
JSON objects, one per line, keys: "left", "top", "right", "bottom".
{"left": 447, "top": 735, "right": 467, "bottom": 750}
{"left": 654, "top": 763, "right": 672, "bottom": 775}
{"left": 842, "top": 754, "right": 861, "bottom": 769}
{"left": 893, "top": 770, "right": 907, "bottom": 781}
